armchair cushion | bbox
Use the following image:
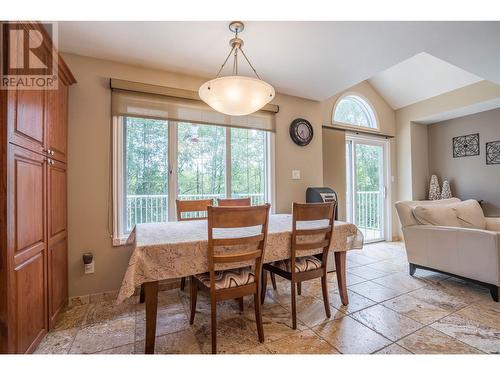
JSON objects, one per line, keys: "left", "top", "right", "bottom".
{"left": 453, "top": 199, "right": 486, "bottom": 229}
{"left": 412, "top": 205, "right": 461, "bottom": 227}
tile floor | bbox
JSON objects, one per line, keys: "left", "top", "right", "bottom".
{"left": 35, "top": 242, "right": 500, "bottom": 354}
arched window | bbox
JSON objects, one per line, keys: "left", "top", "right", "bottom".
{"left": 333, "top": 94, "right": 378, "bottom": 129}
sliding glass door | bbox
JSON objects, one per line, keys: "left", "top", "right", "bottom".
{"left": 120, "top": 117, "right": 271, "bottom": 233}
{"left": 346, "top": 134, "right": 389, "bottom": 242}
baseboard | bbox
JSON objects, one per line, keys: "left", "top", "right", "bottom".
{"left": 68, "top": 278, "right": 182, "bottom": 307}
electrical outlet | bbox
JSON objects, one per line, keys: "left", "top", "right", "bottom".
{"left": 292, "top": 170, "right": 301, "bottom": 180}
{"left": 84, "top": 262, "right": 95, "bottom": 274}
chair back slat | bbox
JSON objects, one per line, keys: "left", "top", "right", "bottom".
{"left": 295, "top": 226, "right": 332, "bottom": 236}
{"left": 213, "top": 250, "right": 263, "bottom": 264}
{"left": 294, "top": 239, "right": 330, "bottom": 251}
{"left": 212, "top": 234, "right": 264, "bottom": 247}
{"left": 210, "top": 206, "right": 269, "bottom": 228}
{"left": 291, "top": 202, "right": 336, "bottom": 276}
{"left": 294, "top": 202, "right": 334, "bottom": 221}
{"left": 218, "top": 197, "right": 252, "bottom": 207}
{"left": 176, "top": 199, "right": 213, "bottom": 221}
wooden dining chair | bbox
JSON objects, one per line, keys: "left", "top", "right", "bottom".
{"left": 139, "top": 198, "right": 214, "bottom": 302}
{"left": 261, "top": 202, "right": 336, "bottom": 329}
{"left": 176, "top": 198, "right": 213, "bottom": 291}
{"left": 217, "top": 197, "right": 252, "bottom": 206}
{"left": 189, "top": 204, "right": 271, "bottom": 354}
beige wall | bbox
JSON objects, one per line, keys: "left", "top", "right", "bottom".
{"left": 396, "top": 81, "right": 500, "bottom": 201}
{"left": 322, "top": 128, "right": 347, "bottom": 220}
{"left": 428, "top": 108, "right": 500, "bottom": 216}
{"left": 321, "top": 81, "right": 400, "bottom": 238}
{"left": 63, "top": 53, "right": 323, "bottom": 297}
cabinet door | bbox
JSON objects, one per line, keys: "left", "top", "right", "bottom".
{"left": 8, "top": 89, "right": 46, "bottom": 154}
{"left": 47, "top": 160, "right": 68, "bottom": 326}
{"left": 8, "top": 144, "right": 47, "bottom": 353}
{"left": 46, "top": 83, "right": 68, "bottom": 163}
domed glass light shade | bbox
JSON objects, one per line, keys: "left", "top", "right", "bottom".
{"left": 199, "top": 76, "right": 275, "bottom": 116}
{"left": 199, "top": 21, "right": 275, "bottom": 116}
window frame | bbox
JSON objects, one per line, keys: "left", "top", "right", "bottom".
{"left": 331, "top": 92, "right": 379, "bottom": 132}
{"left": 112, "top": 116, "right": 275, "bottom": 246}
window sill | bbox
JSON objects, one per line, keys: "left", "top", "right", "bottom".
{"left": 112, "top": 236, "right": 130, "bottom": 247}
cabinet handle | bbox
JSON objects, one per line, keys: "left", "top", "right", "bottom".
{"left": 46, "top": 149, "right": 55, "bottom": 156}
{"left": 47, "top": 159, "right": 54, "bottom": 165}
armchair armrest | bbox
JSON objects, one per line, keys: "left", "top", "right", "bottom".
{"left": 486, "top": 217, "right": 500, "bottom": 232}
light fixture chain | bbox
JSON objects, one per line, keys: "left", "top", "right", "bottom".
{"left": 239, "top": 47, "right": 262, "bottom": 80}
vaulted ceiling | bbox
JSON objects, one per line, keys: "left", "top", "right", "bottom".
{"left": 58, "top": 21, "right": 500, "bottom": 104}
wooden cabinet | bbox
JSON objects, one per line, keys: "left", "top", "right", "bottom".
{"left": 47, "top": 160, "right": 68, "bottom": 327}
{"left": 0, "top": 22, "right": 76, "bottom": 353}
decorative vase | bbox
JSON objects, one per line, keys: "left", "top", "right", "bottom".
{"left": 441, "top": 179, "right": 452, "bottom": 199}
{"left": 428, "top": 174, "right": 440, "bottom": 200}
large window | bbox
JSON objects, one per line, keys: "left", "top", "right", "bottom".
{"left": 114, "top": 117, "right": 272, "bottom": 241}
{"left": 333, "top": 94, "right": 378, "bottom": 129}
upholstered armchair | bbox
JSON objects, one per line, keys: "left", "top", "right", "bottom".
{"left": 395, "top": 198, "right": 500, "bottom": 301}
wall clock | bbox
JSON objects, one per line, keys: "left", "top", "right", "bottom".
{"left": 289, "top": 118, "right": 313, "bottom": 146}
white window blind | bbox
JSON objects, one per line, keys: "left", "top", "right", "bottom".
{"left": 110, "top": 80, "right": 277, "bottom": 132}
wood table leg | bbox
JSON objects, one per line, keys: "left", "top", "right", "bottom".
{"left": 144, "top": 281, "right": 159, "bottom": 354}
{"left": 334, "top": 251, "right": 349, "bottom": 305}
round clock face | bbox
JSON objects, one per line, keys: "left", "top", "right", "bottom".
{"left": 290, "top": 118, "right": 313, "bottom": 146}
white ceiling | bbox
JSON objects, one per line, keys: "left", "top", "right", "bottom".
{"left": 58, "top": 21, "right": 500, "bottom": 101}
{"left": 369, "top": 53, "right": 483, "bottom": 109}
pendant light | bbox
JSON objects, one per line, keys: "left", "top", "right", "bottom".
{"left": 199, "top": 21, "right": 275, "bottom": 116}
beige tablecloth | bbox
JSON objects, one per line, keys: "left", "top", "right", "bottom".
{"left": 117, "top": 214, "right": 363, "bottom": 303}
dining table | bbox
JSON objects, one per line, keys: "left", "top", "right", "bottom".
{"left": 116, "top": 214, "right": 363, "bottom": 353}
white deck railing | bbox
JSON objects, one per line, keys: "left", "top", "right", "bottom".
{"left": 126, "top": 193, "right": 265, "bottom": 230}
{"left": 356, "top": 190, "right": 381, "bottom": 234}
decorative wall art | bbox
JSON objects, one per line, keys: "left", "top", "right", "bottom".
{"left": 452, "top": 133, "right": 480, "bottom": 158}
{"left": 486, "top": 141, "right": 500, "bottom": 165}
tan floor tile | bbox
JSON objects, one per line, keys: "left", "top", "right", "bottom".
{"left": 367, "top": 260, "right": 406, "bottom": 273}
{"left": 347, "top": 253, "right": 380, "bottom": 266}
{"left": 135, "top": 329, "right": 201, "bottom": 354}
{"left": 372, "top": 272, "right": 427, "bottom": 293}
{"left": 434, "top": 278, "right": 493, "bottom": 303}
{"left": 407, "top": 286, "right": 469, "bottom": 312}
{"left": 455, "top": 301, "right": 500, "bottom": 330}
{"left": 193, "top": 315, "right": 263, "bottom": 354}
{"left": 292, "top": 295, "right": 345, "bottom": 328}
{"left": 351, "top": 304, "right": 423, "bottom": 341}
{"left": 136, "top": 303, "right": 190, "bottom": 340}
{"left": 52, "top": 305, "right": 89, "bottom": 331}
{"left": 397, "top": 327, "right": 481, "bottom": 354}
{"left": 245, "top": 301, "right": 307, "bottom": 343}
{"left": 375, "top": 343, "right": 412, "bottom": 354}
{"left": 34, "top": 328, "right": 77, "bottom": 354}
{"left": 431, "top": 314, "right": 500, "bottom": 354}
{"left": 239, "top": 345, "right": 271, "bottom": 354}
{"left": 313, "top": 316, "right": 390, "bottom": 354}
{"left": 69, "top": 316, "right": 135, "bottom": 354}
{"left": 265, "top": 329, "right": 339, "bottom": 354}
{"left": 382, "top": 294, "right": 450, "bottom": 325}
{"left": 328, "top": 290, "right": 377, "bottom": 314}
{"left": 95, "top": 343, "right": 136, "bottom": 354}
{"left": 413, "top": 268, "right": 450, "bottom": 283}
{"left": 85, "top": 301, "right": 136, "bottom": 325}
{"left": 348, "top": 281, "right": 403, "bottom": 303}
{"left": 347, "top": 265, "right": 391, "bottom": 280}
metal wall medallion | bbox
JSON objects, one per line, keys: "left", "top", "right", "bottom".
{"left": 486, "top": 141, "right": 500, "bottom": 165}
{"left": 452, "top": 133, "right": 479, "bottom": 158}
